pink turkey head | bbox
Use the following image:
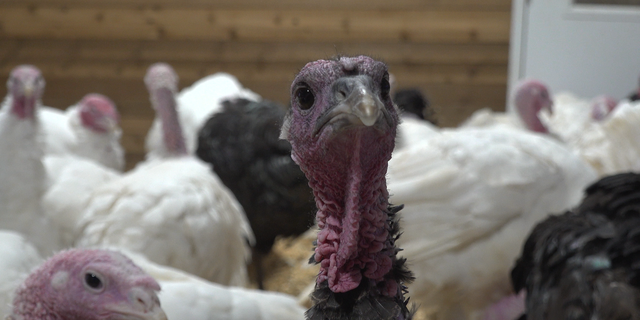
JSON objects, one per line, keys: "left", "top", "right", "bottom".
{"left": 144, "top": 63, "right": 179, "bottom": 99}
{"left": 590, "top": 95, "right": 618, "bottom": 121}
{"left": 9, "top": 248, "right": 166, "bottom": 320}
{"left": 6, "top": 65, "right": 45, "bottom": 120}
{"left": 513, "top": 79, "right": 553, "bottom": 133}
{"left": 281, "top": 55, "right": 399, "bottom": 167}
{"left": 78, "top": 93, "right": 120, "bottom": 133}
{"left": 144, "top": 62, "right": 186, "bottom": 155}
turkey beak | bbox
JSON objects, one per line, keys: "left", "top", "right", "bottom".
{"left": 107, "top": 287, "right": 167, "bottom": 320}
{"left": 23, "top": 84, "right": 34, "bottom": 97}
{"left": 337, "top": 77, "right": 382, "bottom": 127}
{"left": 318, "top": 75, "right": 384, "bottom": 131}
{"left": 144, "top": 305, "right": 168, "bottom": 320}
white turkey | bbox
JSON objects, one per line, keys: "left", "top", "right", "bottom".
{"left": 538, "top": 90, "right": 640, "bottom": 176}
{"left": 75, "top": 63, "right": 254, "bottom": 287}
{"left": 39, "top": 93, "right": 125, "bottom": 171}
{"left": 386, "top": 126, "right": 598, "bottom": 320}
{"left": 584, "top": 98, "right": 640, "bottom": 175}
{"left": 114, "top": 248, "right": 306, "bottom": 320}
{"left": 461, "top": 79, "right": 552, "bottom": 133}
{"left": 145, "top": 71, "right": 260, "bottom": 159}
{"left": 0, "top": 64, "right": 62, "bottom": 255}
{"left": 0, "top": 230, "right": 42, "bottom": 318}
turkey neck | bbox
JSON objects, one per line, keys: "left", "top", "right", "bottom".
{"left": 10, "top": 95, "right": 37, "bottom": 120}
{"left": 300, "top": 127, "right": 398, "bottom": 296}
{"left": 154, "top": 87, "right": 187, "bottom": 156}
{"left": 516, "top": 97, "right": 549, "bottom": 134}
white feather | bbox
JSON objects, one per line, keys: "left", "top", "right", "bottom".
{"left": 540, "top": 94, "right": 640, "bottom": 176}
{"left": 459, "top": 108, "right": 522, "bottom": 130}
{"left": 75, "top": 156, "right": 254, "bottom": 287}
{"left": 395, "top": 117, "right": 439, "bottom": 151}
{"left": 42, "top": 155, "right": 121, "bottom": 247}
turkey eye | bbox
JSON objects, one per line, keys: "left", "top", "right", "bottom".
{"left": 84, "top": 273, "right": 103, "bottom": 290}
{"left": 295, "top": 86, "right": 315, "bottom": 110}
{"left": 380, "top": 77, "right": 390, "bottom": 98}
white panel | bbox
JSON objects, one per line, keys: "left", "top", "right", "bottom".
{"left": 508, "top": 0, "right": 640, "bottom": 112}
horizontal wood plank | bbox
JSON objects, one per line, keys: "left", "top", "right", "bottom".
{"left": 0, "top": 0, "right": 512, "bottom": 11}
{"left": 0, "top": 61, "right": 507, "bottom": 87}
{"left": 0, "top": 40, "right": 509, "bottom": 65}
{"left": 0, "top": 6, "right": 510, "bottom": 43}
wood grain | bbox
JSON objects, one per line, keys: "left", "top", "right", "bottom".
{"left": 0, "top": 0, "right": 512, "bottom": 10}
{"left": 0, "top": 39, "right": 509, "bottom": 65}
{"left": 0, "top": 6, "right": 510, "bottom": 43}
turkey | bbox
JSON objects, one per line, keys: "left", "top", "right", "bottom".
{"left": 393, "top": 88, "right": 439, "bottom": 151}
{"left": 386, "top": 126, "right": 597, "bottom": 318}
{"left": 40, "top": 93, "right": 125, "bottom": 171}
{"left": 461, "top": 79, "right": 552, "bottom": 133}
{"left": 146, "top": 71, "right": 260, "bottom": 159}
{"left": 6, "top": 248, "right": 167, "bottom": 320}
{"left": 0, "top": 230, "right": 42, "bottom": 318}
{"left": 196, "top": 97, "right": 315, "bottom": 289}
{"left": 589, "top": 94, "right": 618, "bottom": 121}
{"left": 281, "top": 56, "right": 414, "bottom": 320}
{"left": 116, "top": 248, "right": 306, "bottom": 320}
{"left": 0, "top": 64, "right": 62, "bottom": 255}
{"left": 75, "top": 63, "right": 254, "bottom": 287}
{"left": 541, "top": 93, "right": 640, "bottom": 176}
{"left": 511, "top": 172, "right": 640, "bottom": 320}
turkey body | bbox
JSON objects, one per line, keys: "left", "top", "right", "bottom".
{"left": 0, "top": 106, "right": 47, "bottom": 243}
{"left": 387, "top": 126, "right": 597, "bottom": 320}
{"left": 460, "top": 107, "right": 521, "bottom": 130}
{"left": 395, "top": 116, "right": 439, "bottom": 151}
{"left": 42, "top": 154, "right": 121, "bottom": 247}
{"left": 196, "top": 98, "right": 316, "bottom": 255}
{"left": 75, "top": 156, "right": 254, "bottom": 287}
{"left": 512, "top": 172, "right": 640, "bottom": 320}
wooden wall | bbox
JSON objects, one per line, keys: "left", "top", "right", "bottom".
{"left": 0, "top": 0, "right": 512, "bottom": 170}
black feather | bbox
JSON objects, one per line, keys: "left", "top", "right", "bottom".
{"left": 393, "top": 88, "right": 437, "bottom": 125}
{"left": 196, "top": 98, "right": 317, "bottom": 254}
{"left": 511, "top": 172, "right": 640, "bottom": 320}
